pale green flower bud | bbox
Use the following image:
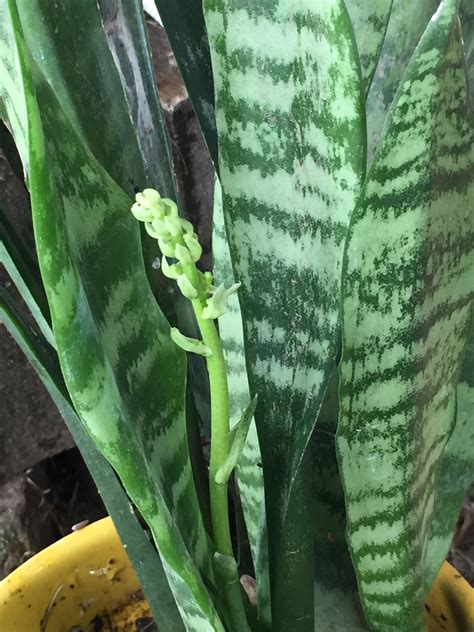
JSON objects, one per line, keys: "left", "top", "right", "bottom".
{"left": 162, "top": 198, "right": 179, "bottom": 218}
{"left": 175, "top": 243, "right": 193, "bottom": 265}
{"left": 161, "top": 256, "right": 182, "bottom": 280}
{"left": 164, "top": 215, "right": 182, "bottom": 237}
{"left": 177, "top": 274, "right": 198, "bottom": 299}
{"left": 144, "top": 222, "right": 160, "bottom": 239}
{"left": 170, "top": 327, "right": 212, "bottom": 357}
{"left": 158, "top": 238, "right": 176, "bottom": 258}
{"left": 131, "top": 201, "right": 154, "bottom": 222}
{"left": 202, "top": 283, "right": 241, "bottom": 320}
{"left": 183, "top": 233, "right": 203, "bottom": 263}
{"left": 180, "top": 218, "right": 194, "bottom": 234}
{"left": 203, "top": 271, "right": 214, "bottom": 293}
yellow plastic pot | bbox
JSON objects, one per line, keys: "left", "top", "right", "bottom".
{"left": 0, "top": 518, "right": 142, "bottom": 631}
{"left": 1, "top": 517, "right": 473, "bottom": 631}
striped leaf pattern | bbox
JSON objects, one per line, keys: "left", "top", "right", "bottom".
{"left": 0, "top": 0, "right": 27, "bottom": 166}
{"left": 213, "top": 180, "right": 270, "bottom": 623}
{"left": 4, "top": 2, "right": 223, "bottom": 629}
{"left": 203, "top": 1, "right": 366, "bottom": 628}
{"left": 154, "top": 0, "right": 218, "bottom": 164}
{"left": 0, "top": 288, "right": 184, "bottom": 631}
{"left": 313, "top": 368, "right": 368, "bottom": 631}
{"left": 10, "top": 0, "right": 215, "bottom": 583}
{"left": 346, "top": 0, "right": 394, "bottom": 93}
{"left": 337, "top": 1, "right": 474, "bottom": 629}
{"left": 366, "top": 0, "right": 440, "bottom": 160}
{"left": 425, "top": 312, "right": 474, "bottom": 587}
{"left": 25, "top": 78, "right": 221, "bottom": 631}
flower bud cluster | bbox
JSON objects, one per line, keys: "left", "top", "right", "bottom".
{"left": 132, "top": 188, "right": 241, "bottom": 323}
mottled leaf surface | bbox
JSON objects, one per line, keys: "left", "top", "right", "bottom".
{"left": 346, "top": 0, "right": 394, "bottom": 93}
{"left": 154, "top": 0, "right": 217, "bottom": 164}
{"left": 204, "top": 1, "right": 366, "bottom": 629}
{"left": 425, "top": 312, "right": 474, "bottom": 588}
{"left": 0, "top": 0, "right": 27, "bottom": 166}
{"left": 313, "top": 369, "right": 368, "bottom": 631}
{"left": 213, "top": 180, "right": 270, "bottom": 624}
{"left": 5, "top": 2, "right": 223, "bottom": 628}
{"left": 0, "top": 288, "right": 184, "bottom": 632}
{"left": 337, "top": 2, "right": 474, "bottom": 630}
{"left": 366, "top": 0, "right": 440, "bottom": 159}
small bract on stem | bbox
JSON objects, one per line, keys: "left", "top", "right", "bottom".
{"left": 131, "top": 188, "right": 250, "bottom": 632}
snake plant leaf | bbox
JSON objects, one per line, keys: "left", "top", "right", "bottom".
{"left": 0, "top": 204, "right": 52, "bottom": 346}
{"left": 461, "top": 0, "right": 474, "bottom": 101}
{"left": 0, "top": 119, "right": 23, "bottom": 181}
{"left": 153, "top": 0, "right": 217, "bottom": 165}
{"left": 337, "top": 1, "right": 474, "bottom": 629}
{"left": 425, "top": 312, "right": 474, "bottom": 587}
{"left": 6, "top": 5, "right": 224, "bottom": 629}
{"left": 0, "top": 287, "right": 184, "bottom": 632}
{"left": 0, "top": 0, "right": 27, "bottom": 167}
{"left": 345, "top": 0, "right": 394, "bottom": 94}
{"left": 215, "top": 395, "right": 258, "bottom": 486}
{"left": 98, "top": 0, "right": 176, "bottom": 195}
{"left": 213, "top": 179, "right": 270, "bottom": 626}
{"left": 204, "top": 2, "right": 366, "bottom": 629}
{"left": 366, "top": 0, "right": 440, "bottom": 160}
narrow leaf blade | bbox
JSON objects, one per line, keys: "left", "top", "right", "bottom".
{"left": 0, "top": 287, "right": 184, "bottom": 632}
{"left": 346, "top": 0, "right": 394, "bottom": 94}
{"left": 338, "top": 2, "right": 473, "bottom": 629}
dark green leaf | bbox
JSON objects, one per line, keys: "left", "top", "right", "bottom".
{"left": 153, "top": 0, "right": 217, "bottom": 164}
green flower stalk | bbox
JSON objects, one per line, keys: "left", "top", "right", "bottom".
{"left": 132, "top": 189, "right": 249, "bottom": 631}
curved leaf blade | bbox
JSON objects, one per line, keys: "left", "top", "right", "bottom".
{"left": 346, "top": 0, "right": 394, "bottom": 94}
{"left": 98, "top": 0, "right": 176, "bottom": 195}
{"left": 366, "top": 0, "right": 440, "bottom": 160}
{"left": 425, "top": 310, "right": 474, "bottom": 587}
{"left": 204, "top": 1, "right": 366, "bottom": 629}
{"left": 0, "top": 287, "right": 184, "bottom": 632}
{"left": 153, "top": 0, "right": 217, "bottom": 165}
{"left": 4, "top": 3, "right": 223, "bottom": 628}
{"left": 337, "top": 2, "right": 474, "bottom": 629}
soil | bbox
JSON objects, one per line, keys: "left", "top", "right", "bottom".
{"left": 68, "top": 591, "right": 156, "bottom": 632}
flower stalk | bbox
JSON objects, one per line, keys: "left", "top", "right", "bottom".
{"left": 132, "top": 189, "right": 249, "bottom": 631}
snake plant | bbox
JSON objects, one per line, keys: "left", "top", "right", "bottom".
{"left": 0, "top": 0, "right": 472, "bottom": 630}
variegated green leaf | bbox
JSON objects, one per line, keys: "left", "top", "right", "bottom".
{"left": 0, "top": 204, "right": 53, "bottom": 345}
{"left": 313, "top": 368, "right": 368, "bottom": 631}
{"left": 154, "top": 0, "right": 217, "bottom": 164}
{"left": 0, "top": 287, "right": 185, "bottom": 632}
{"left": 0, "top": 0, "right": 27, "bottom": 166}
{"left": 366, "top": 0, "right": 440, "bottom": 159}
{"left": 345, "top": 0, "right": 394, "bottom": 94}
{"left": 425, "top": 311, "right": 474, "bottom": 587}
{"left": 461, "top": 0, "right": 474, "bottom": 101}
{"left": 5, "top": 2, "right": 224, "bottom": 628}
{"left": 99, "top": 0, "right": 176, "bottom": 195}
{"left": 213, "top": 180, "right": 270, "bottom": 625}
{"left": 337, "top": 2, "right": 474, "bottom": 630}
{"left": 204, "top": 2, "right": 366, "bottom": 629}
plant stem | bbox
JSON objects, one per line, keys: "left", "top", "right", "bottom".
{"left": 181, "top": 262, "right": 250, "bottom": 631}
